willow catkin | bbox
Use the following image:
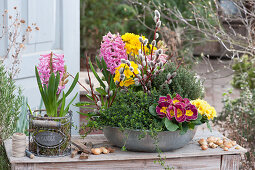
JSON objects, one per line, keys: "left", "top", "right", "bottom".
{"left": 12, "top": 133, "right": 26, "bottom": 157}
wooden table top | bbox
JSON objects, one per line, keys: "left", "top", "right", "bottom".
{"left": 4, "top": 129, "right": 247, "bottom": 164}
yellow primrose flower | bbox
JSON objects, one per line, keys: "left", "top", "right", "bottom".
{"left": 121, "top": 33, "right": 157, "bottom": 56}
{"left": 119, "top": 78, "right": 134, "bottom": 87}
{"left": 191, "top": 99, "right": 217, "bottom": 120}
{"left": 114, "top": 61, "right": 139, "bottom": 87}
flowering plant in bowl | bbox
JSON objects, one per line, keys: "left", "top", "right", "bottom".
{"left": 34, "top": 52, "right": 79, "bottom": 117}
{"left": 77, "top": 10, "right": 216, "bottom": 151}
{"left": 150, "top": 93, "right": 216, "bottom": 134}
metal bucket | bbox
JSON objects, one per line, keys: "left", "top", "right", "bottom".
{"left": 103, "top": 126, "right": 197, "bottom": 152}
{"left": 28, "top": 110, "right": 72, "bottom": 157}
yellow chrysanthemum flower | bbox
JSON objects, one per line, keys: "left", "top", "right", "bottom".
{"left": 114, "top": 61, "right": 139, "bottom": 87}
{"left": 191, "top": 99, "right": 217, "bottom": 120}
{"left": 121, "top": 33, "right": 157, "bottom": 56}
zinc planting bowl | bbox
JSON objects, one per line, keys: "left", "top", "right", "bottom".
{"left": 103, "top": 126, "right": 197, "bottom": 152}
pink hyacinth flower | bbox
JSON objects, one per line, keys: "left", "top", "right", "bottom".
{"left": 37, "top": 52, "right": 65, "bottom": 94}
{"left": 99, "top": 32, "right": 128, "bottom": 74}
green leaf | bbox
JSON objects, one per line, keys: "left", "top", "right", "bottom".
{"left": 149, "top": 104, "right": 157, "bottom": 116}
{"left": 164, "top": 118, "right": 179, "bottom": 131}
{"left": 180, "top": 123, "right": 188, "bottom": 135}
{"left": 188, "top": 122, "right": 195, "bottom": 129}
{"left": 206, "top": 122, "right": 212, "bottom": 132}
{"left": 197, "top": 113, "right": 202, "bottom": 120}
{"left": 95, "top": 57, "right": 102, "bottom": 70}
{"left": 192, "top": 119, "right": 202, "bottom": 125}
{"left": 77, "top": 111, "right": 96, "bottom": 117}
{"left": 96, "top": 87, "right": 107, "bottom": 95}
{"left": 65, "top": 72, "right": 79, "bottom": 97}
{"left": 27, "top": 103, "right": 33, "bottom": 115}
{"left": 76, "top": 106, "right": 94, "bottom": 109}
{"left": 89, "top": 58, "right": 105, "bottom": 88}
{"left": 54, "top": 72, "right": 60, "bottom": 94}
{"left": 64, "top": 92, "right": 78, "bottom": 115}
{"left": 57, "top": 72, "right": 79, "bottom": 106}
{"left": 75, "top": 101, "right": 95, "bottom": 107}
{"left": 59, "top": 91, "right": 66, "bottom": 117}
{"left": 35, "top": 67, "right": 46, "bottom": 105}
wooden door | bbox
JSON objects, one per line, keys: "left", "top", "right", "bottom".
{"left": 0, "top": 0, "right": 80, "bottom": 134}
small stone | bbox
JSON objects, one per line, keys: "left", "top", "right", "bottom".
{"left": 79, "top": 152, "right": 89, "bottom": 159}
{"left": 107, "top": 147, "right": 115, "bottom": 153}
{"left": 201, "top": 145, "right": 208, "bottom": 150}
{"left": 235, "top": 146, "right": 241, "bottom": 150}
{"left": 223, "top": 147, "right": 229, "bottom": 151}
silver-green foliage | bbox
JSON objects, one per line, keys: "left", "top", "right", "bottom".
{"left": 16, "top": 97, "right": 28, "bottom": 135}
{"left": 0, "top": 62, "right": 22, "bottom": 141}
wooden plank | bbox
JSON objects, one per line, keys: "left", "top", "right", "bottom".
{"left": 4, "top": 129, "right": 247, "bottom": 164}
{"left": 11, "top": 163, "right": 34, "bottom": 170}
{"left": 221, "top": 154, "right": 241, "bottom": 170}
{"left": 13, "top": 155, "right": 220, "bottom": 170}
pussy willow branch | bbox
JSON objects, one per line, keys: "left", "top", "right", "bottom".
{"left": 85, "top": 57, "right": 100, "bottom": 109}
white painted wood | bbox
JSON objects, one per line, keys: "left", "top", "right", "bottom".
{"left": 0, "top": 0, "right": 80, "bottom": 134}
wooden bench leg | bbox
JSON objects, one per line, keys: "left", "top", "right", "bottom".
{"left": 221, "top": 154, "right": 241, "bottom": 170}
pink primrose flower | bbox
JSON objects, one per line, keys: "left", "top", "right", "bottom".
{"left": 156, "top": 93, "right": 198, "bottom": 123}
